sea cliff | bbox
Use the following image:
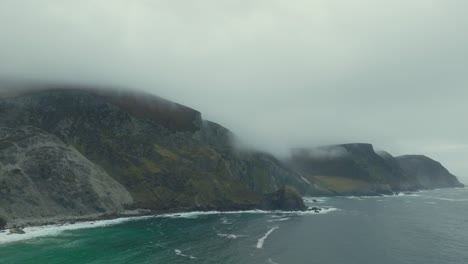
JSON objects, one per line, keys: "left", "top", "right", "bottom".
{"left": 0, "top": 86, "right": 463, "bottom": 228}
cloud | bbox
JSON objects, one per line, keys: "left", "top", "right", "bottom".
{"left": 292, "top": 146, "right": 350, "bottom": 160}
{"left": 0, "top": 0, "right": 467, "bottom": 182}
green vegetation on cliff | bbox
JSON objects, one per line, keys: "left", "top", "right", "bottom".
{"left": 0, "top": 88, "right": 313, "bottom": 223}
{"left": 287, "top": 144, "right": 463, "bottom": 195}
{"left": 0, "top": 86, "right": 463, "bottom": 224}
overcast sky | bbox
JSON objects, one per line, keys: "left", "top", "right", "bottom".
{"left": 0, "top": 0, "right": 467, "bottom": 182}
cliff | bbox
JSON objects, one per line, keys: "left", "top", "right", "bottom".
{"left": 0, "top": 126, "right": 133, "bottom": 225}
{"left": 287, "top": 144, "right": 463, "bottom": 195}
{"left": 396, "top": 155, "right": 464, "bottom": 189}
{"left": 0, "top": 87, "right": 311, "bottom": 225}
{"left": 0, "top": 86, "right": 463, "bottom": 226}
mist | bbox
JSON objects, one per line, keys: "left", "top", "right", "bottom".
{"left": 0, "top": 0, "right": 467, "bottom": 182}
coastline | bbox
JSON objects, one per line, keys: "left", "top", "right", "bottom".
{"left": 1, "top": 209, "right": 155, "bottom": 230}
{"left": 1, "top": 187, "right": 464, "bottom": 244}
{"left": 1, "top": 188, "right": 466, "bottom": 263}
{"left": 3, "top": 187, "right": 464, "bottom": 229}
{"left": 313, "top": 185, "right": 465, "bottom": 198}
{"left": 0, "top": 206, "right": 339, "bottom": 244}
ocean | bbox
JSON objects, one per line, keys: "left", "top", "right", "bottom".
{"left": 1, "top": 188, "right": 467, "bottom": 264}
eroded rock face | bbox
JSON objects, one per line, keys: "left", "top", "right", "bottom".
{"left": 262, "top": 186, "right": 307, "bottom": 211}
{"left": 0, "top": 216, "right": 6, "bottom": 230}
{"left": 396, "top": 155, "right": 464, "bottom": 189}
{"left": 287, "top": 144, "right": 416, "bottom": 195}
{"left": 0, "top": 88, "right": 314, "bottom": 217}
{"left": 0, "top": 126, "right": 133, "bottom": 223}
{"left": 0, "top": 87, "right": 462, "bottom": 224}
{"left": 9, "top": 227, "right": 25, "bottom": 234}
{"left": 286, "top": 143, "right": 463, "bottom": 195}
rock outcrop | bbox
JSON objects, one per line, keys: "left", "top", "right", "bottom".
{"left": 262, "top": 186, "right": 307, "bottom": 211}
{"left": 0, "top": 216, "right": 6, "bottom": 230}
{"left": 9, "top": 227, "right": 25, "bottom": 234}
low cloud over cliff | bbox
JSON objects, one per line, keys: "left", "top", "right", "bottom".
{"left": 1, "top": 0, "right": 467, "bottom": 182}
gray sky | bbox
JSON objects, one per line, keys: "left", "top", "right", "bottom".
{"left": 1, "top": 0, "right": 467, "bottom": 183}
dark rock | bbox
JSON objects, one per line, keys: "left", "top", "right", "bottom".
{"left": 0, "top": 126, "right": 133, "bottom": 221}
{"left": 262, "top": 186, "right": 307, "bottom": 211}
{"left": 9, "top": 227, "right": 25, "bottom": 234}
{"left": 0, "top": 86, "right": 463, "bottom": 225}
{"left": 0, "top": 87, "right": 321, "bottom": 222}
{"left": 0, "top": 217, "right": 6, "bottom": 230}
{"left": 285, "top": 143, "right": 463, "bottom": 195}
{"left": 396, "top": 155, "right": 464, "bottom": 189}
{"left": 312, "top": 199, "right": 318, "bottom": 203}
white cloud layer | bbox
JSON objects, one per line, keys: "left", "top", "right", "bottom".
{"left": 1, "top": 0, "right": 467, "bottom": 182}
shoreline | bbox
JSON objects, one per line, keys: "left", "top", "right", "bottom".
{"left": 315, "top": 186, "right": 466, "bottom": 198}
{"left": 1, "top": 187, "right": 464, "bottom": 240}
{"left": 1, "top": 207, "right": 200, "bottom": 230}
{"left": 0, "top": 207, "right": 340, "bottom": 244}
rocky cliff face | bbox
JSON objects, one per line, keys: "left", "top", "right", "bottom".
{"left": 396, "top": 155, "right": 464, "bottom": 189}
{"left": 0, "top": 87, "right": 463, "bottom": 225}
{"left": 0, "top": 126, "right": 133, "bottom": 224}
{"left": 287, "top": 144, "right": 462, "bottom": 195}
{"left": 0, "top": 87, "right": 311, "bottom": 225}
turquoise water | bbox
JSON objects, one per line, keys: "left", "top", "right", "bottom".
{"left": 1, "top": 188, "right": 467, "bottom": 264}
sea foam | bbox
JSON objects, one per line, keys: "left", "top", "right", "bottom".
{"left": 0, "top": 215, "right": 151, "bottom": 244}
{"left": 267, "top": 217, "right": 290, "bottom": 223}
{"left": 175, "top": 249, "right": 197, "bottom": 259}
{"left": 157, "top": 208, "right": 338, "bottom": 218}
{"left": 268, "top": 258, "right": 280, "bottom": 264}
{"left": 0, "top": 208, "right": 338, "bottom": 244}
{"left": 217, "top": 233, "right": 246, "bottom": 239}
{"left": 303, "top": 197, "right": 328, "bottom": 203}
{"left": 256, "top": 227, "right": 279, "bottom": 249}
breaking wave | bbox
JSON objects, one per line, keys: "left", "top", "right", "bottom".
{"left": 256, "top": 227, "right": 279, "bottom": 249}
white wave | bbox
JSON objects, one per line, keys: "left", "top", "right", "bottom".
{"left": 158, "top": 208, "right": 339, "bottom": 218}
{"left": 268, "top": 258, "right": 280, "bottom": 264}
{"left": 301, "top": 207, "right": 339, "bottom": 215}
{"left": 219, "top": 217, "right": 232, "bottom": 225}
{"left": 303, "top": 197, "right": 328, "bottom": 203}
{"left": 267, "top": 217, "right": 290, "bottom": 223}
{"left": 0, "top": 208, "right": 339, "bottom": 244}
{"left": 0, "top": 215, "right": 152, "bottom": 244}
{"left": 157, "top": 210, "right": 271, "bottom": 219}
{"left": 380, "top": 192, "right": 422, "bottom": 198}
{"left": 345, "top": 195, "right": 387, "bottom": 200}
{"left": 345, "top": 193, "right": 421, "bottom": 200}
{"left": 431, "top": 197, "right": 468, "bottom": 202}
{"left": 256, "top": 227, "right": 279, "bottom": 249}
{"left": 269, "top": 215, "right": 284, "bottom": 218}
{"left": 217, "top": 233, "right": 246, "bottom": 239}
{"left": 345, "top": 196, "right": 364, "bottom": 200}
{"left": 390, "top": 193, "right": 420, "bottom": 197}
{"left": 175, "top": 249, "right": 197, "bottom": 260}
